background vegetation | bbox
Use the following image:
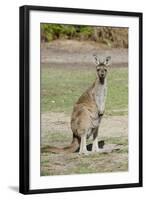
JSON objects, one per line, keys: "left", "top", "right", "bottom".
{"left": 41, "top": 24, "right": 128, "bottom": 48}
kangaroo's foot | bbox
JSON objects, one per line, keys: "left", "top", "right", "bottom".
{"left": 92, "top": 147, "right": 103, "bottom": 153}
{"left": 79, "top": 149, "right": 90, "bottom": 155}
{"left": 92, "top": 139, "right": 103, "bottom": 153}
{"left": 79, "top": 134, "right": 89, "bottom": 155}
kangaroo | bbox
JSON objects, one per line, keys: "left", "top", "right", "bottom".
{"left": 41, "top": 55, "right": 111, "bottom": 155}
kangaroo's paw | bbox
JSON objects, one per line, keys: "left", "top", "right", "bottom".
{"left": 92, "top": 146, "right": 103, "bottom": 153}
{"left": 79, "top": 149, "right": 90, "bottom": 155}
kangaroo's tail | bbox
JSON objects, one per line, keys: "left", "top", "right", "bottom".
{"left": 41, "top": 136, "right": 79, "bottom": 154}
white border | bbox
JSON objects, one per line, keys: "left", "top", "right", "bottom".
{"left": 29, "top": 10, "right": 139, "bottom": 190}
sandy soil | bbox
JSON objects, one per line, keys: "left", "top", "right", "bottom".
{"left": 41, "top": 40, "right": 128, "bottom": 68}
{"left": 40, "top": 112, "right": 128, "bottom": 176}
{"left": 41, "top": 112, "right": 128, "bottom": 143}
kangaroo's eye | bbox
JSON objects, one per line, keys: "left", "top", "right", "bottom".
{"left": 96, "top": 68, "right": 100, "bottom": 72}
{"left": 104, "top": 69, "right": 107, "bottom": 72}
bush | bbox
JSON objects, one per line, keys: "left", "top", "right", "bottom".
{"left": 41, "top": 24, "right": 128, "bottom": 48}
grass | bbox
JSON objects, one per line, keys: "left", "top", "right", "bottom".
{"left": 41, "top": 65, "right": 128, "bottom": 116}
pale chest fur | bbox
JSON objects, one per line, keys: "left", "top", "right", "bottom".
{"left": 94, "top": 81, "right": 107, "bottom": 114}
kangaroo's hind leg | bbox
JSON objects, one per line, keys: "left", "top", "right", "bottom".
{"left": 79, "top": 130, "right": 90, "bottom": 155}
{"left": 92, "top": 127, "right": 101, "bottom": 152}
{"left": 92, "top": 115, "right": 103, "bottom": 153}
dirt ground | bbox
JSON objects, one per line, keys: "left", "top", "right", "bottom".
{"left": 41, "top": 112, "right": 128, "bottom": 142}
{"left": 41, "top": 112, "right": 128, "bottom": 176}
{"left": 41, "top": 40, "right": 128, "bottom": 68}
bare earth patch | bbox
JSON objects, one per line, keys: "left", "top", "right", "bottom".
{"left": 41, "top": 112, "right": 128, "bottom": 176}
{"left": 41, "top": 40, "right": 128, "bottom": 68}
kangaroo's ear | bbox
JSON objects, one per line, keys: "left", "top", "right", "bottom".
{"left": 104, "top": 56, "right": 111, "bottom": 66}
{"left": 93, "top": 54, "right": 100, "bottom": 66}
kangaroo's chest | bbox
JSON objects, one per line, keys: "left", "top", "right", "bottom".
{"left": 95, "top": 85, "right": 107, "bottom": 112}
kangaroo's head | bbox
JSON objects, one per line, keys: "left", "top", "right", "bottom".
{"left": 93, "top": 55, "right": 111, "bottom": 84}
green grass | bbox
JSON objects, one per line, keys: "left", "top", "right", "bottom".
{"left": 41, "top": 66, "right": 128, "bottom": 116}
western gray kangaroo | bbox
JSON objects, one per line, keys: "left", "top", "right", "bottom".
{"left": 41, "top": 55, "right": 111, "bottom": 154}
